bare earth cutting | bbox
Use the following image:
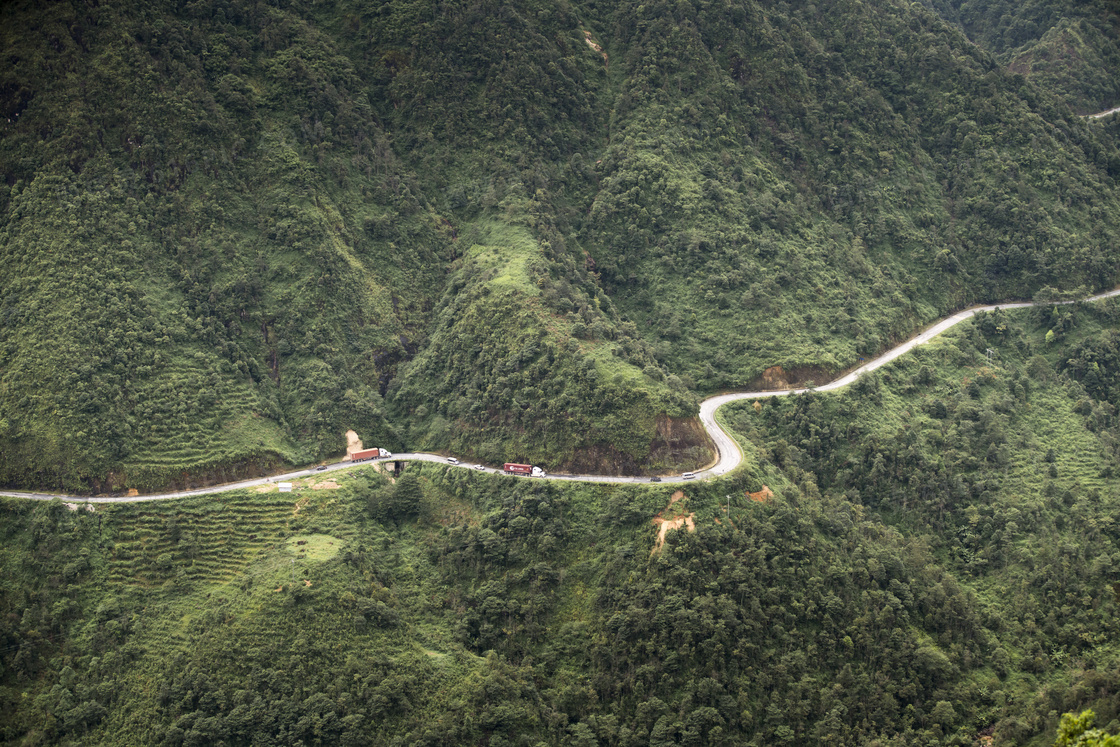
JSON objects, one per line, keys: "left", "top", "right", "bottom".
{"left": 651, "top": 490, "right": 695, "bottom": 554}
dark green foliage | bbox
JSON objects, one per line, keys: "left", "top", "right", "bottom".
{"left": 1059, "top": 328, "right": 1120, "bottom": 402}
{"left": 368, "top": 470, "right": 423, "bottom": 524}
{"left": 6, "top": 2, "right": 1120, "bottom": 736}
{"left": 0, "top": 0, "right": 439, "bottom": 490}
{"left": 3, "top": 0, "right": 1120, "bottom": 494}
{"left": 0, "top": 500, "right": 108, "bottom": 742}
{"left": 931, "top": 0, "right": 1120, "bottom": 113}
{"left": 725, "top": 301, "right": 1120, "bottom": 743}
{"left": 7, "top": 342, "right": 1120, "bottom": 747}
{"left": 582, "top": 0, "right": 1120, "bottom": 392}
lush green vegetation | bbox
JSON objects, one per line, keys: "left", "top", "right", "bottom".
{"left": 4, "top": 302, "right": 1120, "bottom": 745}
{"left": 0, "top": 0, "right": 441, "bottom": 490}
{"left": 4, "top": 0, "right": 1120, "bottom": 742}
{"left": 388, "top": 219, "right": 701, "bottom": 474}
{"left": 721, "top": 299, "right": 1120, "bottom": 744}
{"left": 927, "top": 0, "right": 1120, "bottom": 113}
{"left": 3, "top": 0, "right": 1120, "bottom": 490}
{"left": 1055, "top": 710, "right": 1120, "bottom": 746}
{"left": 582, "top": 0, "right": 1120, "bottom": 393}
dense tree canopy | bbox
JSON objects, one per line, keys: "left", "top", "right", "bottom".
{"left": 2, "top": 0, "right": 1120, "bottom": 489}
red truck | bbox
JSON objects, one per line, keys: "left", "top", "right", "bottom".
{"left": 351, "top": 448, "right": 392, "bottom": 461}
{"left": 503, "top": 463, "right": 546, "bottom": 477}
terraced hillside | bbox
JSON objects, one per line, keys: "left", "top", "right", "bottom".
{"left": 102, "top": 497, "right": 309, "bottom": 588}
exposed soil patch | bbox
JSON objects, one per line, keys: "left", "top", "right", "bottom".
{"left": 761, "top": 365, "right": 790, "bottom": 388}
{"left": 747, "top": 485, "right": 774, "bottom": 503}
{"left": 311, "top": 480, "right": 340, "bottom": 490}
{"left": 642, "top": 415, "right": 713, "bottom": 474}
{"left": 651, "top": 490, "right": 695, "bottom": 555}
{"left": 751, "top": 364, "right": 836, "bottom": 390}
{"left": 583, "top": 31, "right": 608, "bottom": 65}
{"left": 345, "top": 429, "right": 363, "bottom": 459}
{"left": 652, "top": 514, "right": 695, "bottom": 554}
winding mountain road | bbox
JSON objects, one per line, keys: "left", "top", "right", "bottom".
{"left": 3, "top": 290, "right": 1119, "bottom": 503}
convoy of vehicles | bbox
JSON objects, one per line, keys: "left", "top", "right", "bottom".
{"left": 345, "top": 449, "right": 678, "bottom": 481}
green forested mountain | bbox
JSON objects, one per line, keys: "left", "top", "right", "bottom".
{"left": 8, "top": 1, "right": 1120, "bottom": 743}
{"left": 1, "top": 0, "right": 1120, "bottom": 489}
{"left": 4, "top": 301, "right": 1120, "bottom": 745}
{"left": 925, "top": 0, "right": 1120, "bottom": 113}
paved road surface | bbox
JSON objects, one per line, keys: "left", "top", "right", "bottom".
{"left": 1088, "top": 105, "right": 1120, "bottom": 119}
{"left": 3, "top": 289, "right": 1119, "bottom": 502}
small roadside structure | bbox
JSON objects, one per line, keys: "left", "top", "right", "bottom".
{"left": 278, "top": 482, "right": 293, "bottom": 493}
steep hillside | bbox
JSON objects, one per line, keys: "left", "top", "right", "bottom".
{"left": 722, "top": 299, "right": 1120, "bottom": 744}
{"left": 5, "top": 299, "right": 1120, "bottom": 747}
{"left": 0, "top": 0, "right": 446, "bottom": 490}
{"left": 580, "top": 0, "right": 1120, "bottom": 391}
{"left": 927, "top": 0, "right": 1120, "bottom": 113}
{"left": 2, "top": 0, "right": 1120, "bottom": 490}
{"left": 387, "top": 220, "right": 703, "bottom": 474}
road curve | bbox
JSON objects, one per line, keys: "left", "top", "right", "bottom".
{"left": 1088, "top": 105, "right": 1120, "bottom": 119}
{"left": 3, "top": 289, "right": 1119, "bottom": 502}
